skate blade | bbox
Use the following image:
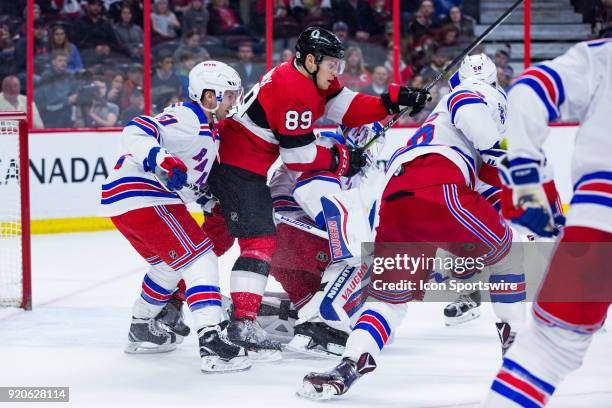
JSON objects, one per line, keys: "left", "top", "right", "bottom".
{"left": 444, "top": 308, "right": 480, "bottom": 327}
{"left": 201, "top": 356, "right": 251, "bottom": 373}
{"left": 286, "top": 335, "right": 343, "bottom": 360}
{"left": 296, "top": 381, "right": 335, "bottom": 400}
{"left": 246, "top": 348, "right": 282, "bottom": 362}
{"left": 124, "top": 341, "right": 177, "bottom": 354}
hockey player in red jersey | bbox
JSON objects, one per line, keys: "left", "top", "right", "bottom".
{"left": 204, "top": 26, "right": 430, "bottom": 360}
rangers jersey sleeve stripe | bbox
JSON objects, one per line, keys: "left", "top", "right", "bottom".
{"left": 446, "top": 90, "right": 486, "bottom": 125}
{"left": 127, "top": 116, "right": 161, "bottom": 142}
{"left": 510, "top": 65, "right": 565, "bottom": 121}
{"left": 101, "top": 176, "right": 179, "bottom": 205}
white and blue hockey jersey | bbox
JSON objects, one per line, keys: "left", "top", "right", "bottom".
{"left": 100, "top": 101, "right": 218, "bottom": 217}
{"left": 506, "top": 38, "right": 612, "bottom": 233}
{"left": 383, "top": 78, "right": 508, "bottom": 189}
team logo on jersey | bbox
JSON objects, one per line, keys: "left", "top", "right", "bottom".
{"left": 168, "top": 250, "right": 178, "bottom": 260}
{"left": 316, "top": 251, "right": 329, "bottom": 263}
{"left": 498, "top": 102, "right": 506, "bottom": 125}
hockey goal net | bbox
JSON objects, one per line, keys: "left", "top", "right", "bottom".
{"left": 0, "top": 112, "right": 31, "bottom": 309}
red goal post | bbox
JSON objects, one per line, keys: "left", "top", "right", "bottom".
{"left": 0, "top": 112, "right": 31, "bottom": 310}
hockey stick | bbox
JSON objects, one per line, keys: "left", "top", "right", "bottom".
{"left": 274, "top": 212, "right": 329, "bottom": 239}
{"left": 362, "top": 0, "right": 525, "bottom": 151}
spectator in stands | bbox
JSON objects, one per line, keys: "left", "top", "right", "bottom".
{"left": 105, "top": 72, "right": 125, "bottom": 107}
{"left": 77, "top": 77, "right": 119, "bottom": 127}
{"left": 385, "top": 45, "right": 413, "bottom": 84}
{"left": 15, "top": 21, "right": 48, "bottom": 75}
{"left": 151, "top": 49, "right": 181, "bottom": 112}
{"left": 272, "top": 0, "right": 301, "bottom": 39}
{"left": 208, "top": 0, "right": 256, "bottom": 38}
{"left": 48, "top": 24, "right": 84, "bottom": 74}
{"left": 119, "top": 86, "right": 144, "bottom": 125}
{"left": 299, "top": 0, "right": 333, "bottom": 29}
{"left": 280, "top": 48, "right": 293, "bottom": 63}
{"left": 410, "top": 0, "right": 440, "bottom": 43}
{"left": 121, "top": 63, "right": 143, "bottom": 111}
{"left": 436, "top": 24, "right": 461, "bottom": 55}
{"left": 339, "top": 46, "right": 372, "bottom": 91}
{"left": 51, "top": 0, "right": 84, "bottom": 19}
{"left": 18, "top": 4, "right": 42, "bottom": 37}
{"left": 361, "top": 65, "right": 388, "bottom": 96}
{"left": 333, "top": 21, "right": 350, "bottom": 43}
{"left": 173, "top": 30, "right": 210, "bottom": 65}
{"left": 433, "top": 0, "right": 462, "bottom": 19}
{"left": 441, "top": 6, "right": 475, "bottom": 46}
{"left": 36, "top": 51, "right": 78, "bottom": 128}
{"left": 72, "top": 0, "right": 118, "bottom": 52}
{"left": 333, "top": 0, "right": 381, "bottom": 41}
{"left": 494, "top": 48, "right": 511, "bottom": 70}
{"left": 113, "top": 4, "right": 144, "bottom": 59}
{"left": 0, "top": 23, "right": 14, "bottom": 54}
{"left": 151, "top": 0, "right": 181, "bottom": 41}
{"left": 0, "top": 76, "right": 44, "bottom": 128}
{"left": 496, "top": 65, "right": 513, "bottom": 91}
{"left": 181, "top": 0, "right": 209, "bottom": 38}
{"left": 231, "top": 42, "right": 265, "bottom": 92}
{"left": 420, "top": 46, "right": 452, "bottom": 81}
{"left": 81, "top": 39, "right": 122, "bottom": 71}
{"left": 177, "top": 51, "right": 196, "bottom": 98}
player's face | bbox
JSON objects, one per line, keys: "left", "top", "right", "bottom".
{"left": 214, "top": 89, "right": 242, "bottom": 119}
{"left": 316, "top": 56, "right": 345, "bottom": 90}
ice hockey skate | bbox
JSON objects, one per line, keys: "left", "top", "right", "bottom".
{"left": 443, "top": 291, "right": 481, "bottom": 326}
{"left": 297, "top": 353, "right": 377, "bottom": 400}
{"left": 286, "top": 322, "right": 348, "bottom": 358}
{"left": 495, "top": 322, "right": 516, "bottom": 355}
{"left": 125, "top": 316, "right": 177, "bottom": 354}
{"left": 256, "top": 293, "right": 298, "bottom": 344}
{"left": 157, "top": 297, "right": 191, "bottom": 343}
{"left": 198, "top": 322, "right": 251, "bottom": 373}
{"left": 226, "top": 317, "right": 283, "bottom": 362}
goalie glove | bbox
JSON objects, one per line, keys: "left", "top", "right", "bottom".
{"left": 147, "top": 147, "right": 188, "bottom": 191}
{"left": 498, "top": 157, "right": 565, "bottom": 237}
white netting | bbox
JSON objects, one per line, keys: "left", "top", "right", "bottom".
{"left": 0, "top": 119, "right": 23, "bottom": 307}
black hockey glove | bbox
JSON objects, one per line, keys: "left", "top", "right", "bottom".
{"left": 330, "top": 144, "right": 366, "bottom": 177}
{"left": 381, "top": 83, "right": 431, "bottom": 117}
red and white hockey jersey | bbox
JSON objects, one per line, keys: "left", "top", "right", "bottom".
{"left": 217, "top": 58, "right": 390, "bottom": 176}
{"left": 100, "top": 101, "right": 218, "bottom": 217}
{"left": 506, "top": 39, "right": 612, "bottom": 233}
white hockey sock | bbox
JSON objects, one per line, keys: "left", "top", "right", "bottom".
{"left": 483, "top": 319, "right": 595, "bottom": 407}
{"left": 181, "top": 251, "right": 223, "bottom": 330}
{"left": 133, "top": 263, "right": 181, "bottom": 319}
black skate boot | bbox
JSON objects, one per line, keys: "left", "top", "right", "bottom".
{"left": 227, "top": 317, "right": 283, "bottom": 362}
{"left": 286, "top": 322, "right": 349, "bottom": 358}
{"left": 496, "top": 322, "right": 517, "bottom": 355}
{"left": 125, "top": 316, "right": 177, "bottom": 354}
{"left": 157, "top": 297, "right": 191, "bottom": 343}
{"left": 297, "top": 353, "right": 377, "bottom": 400}
{"left": 444, "top": 290, "right": 481, "bottom": 326}
{"left": 198, "top": 321, "right": 251, "bottom": 373}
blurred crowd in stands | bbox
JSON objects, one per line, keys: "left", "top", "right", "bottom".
{"left": 0, "top": 0, "right": 608, "bottom": 129}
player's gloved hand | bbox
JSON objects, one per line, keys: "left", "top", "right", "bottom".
{"left": 498, "top": 157, "right": 565, "bottom": 237}
{"left": 147, "top": 147, "right": 188, "bottom": 191}
{"left": 381, "top": 83, "right": 431, "bottom": 117}
{"left": 478, "top": 141, "right": 506, "bottom": 187}
{"left": 195, "top": 185, "right": 219, "bottom": 216}
{"left": 330, "top": 144, "right": 366, "bottom": 177}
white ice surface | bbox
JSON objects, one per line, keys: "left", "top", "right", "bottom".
{"left": 0, "top": 231, "right": 610, "bottom": 407}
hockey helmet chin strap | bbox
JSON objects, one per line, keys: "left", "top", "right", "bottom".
{"left": 296, "top": 55, "right": 323, "bottom": 89}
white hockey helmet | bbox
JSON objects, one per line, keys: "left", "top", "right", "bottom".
{"left": 188, "top": 60, "right": 243, "bottom": 112}
{"left": 457, "top": 53, "right": 497, "bottom": 85}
